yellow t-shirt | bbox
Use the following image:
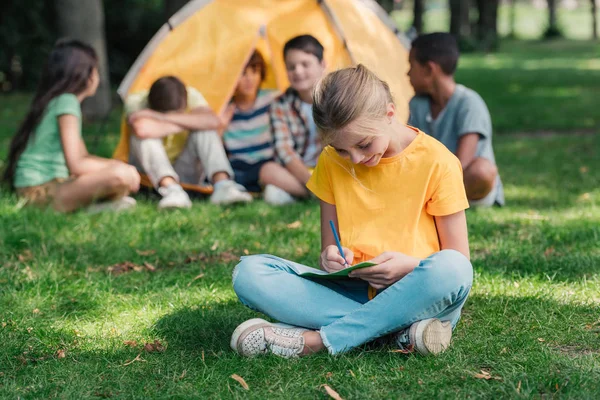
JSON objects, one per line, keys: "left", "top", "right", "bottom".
{"left": 306, "top": 127, "right": 469, "bottom": 264}
{"left": 124, "top": 87, "right": 208, "bottom": 163}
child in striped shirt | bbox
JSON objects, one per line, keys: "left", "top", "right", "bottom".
{"left": 222, "top": 51, "right": 309, "bottom": 205}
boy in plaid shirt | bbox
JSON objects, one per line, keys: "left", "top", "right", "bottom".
{"left": 270, "top": 35, "right": 326, "bottom": 186}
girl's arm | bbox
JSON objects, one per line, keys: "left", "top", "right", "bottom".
{"left": 59, "top": 114, "right": 117, "bottom": 176}
{"left": 434, "top": 210, "right": 470, "bottom": 260}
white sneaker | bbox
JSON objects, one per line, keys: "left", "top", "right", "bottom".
{"left": 210, "top": 180, "right": 253, "bottom": 205}
{"left": 263, "top": 184, "right": 295, "bottom": 206}
{"left": 86, "top": 196, "right": 137, "bottom": 214}
{"left": 158, "top": 184, "right": 192, "bottom": 209}
{"left": 230, "top": 318, "right": 307, "bottom": 358}
{"left": 394, "top": 318, "right": 452, "bottom": 356}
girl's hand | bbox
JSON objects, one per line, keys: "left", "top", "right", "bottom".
{"left": 320, "top": 245, "right": 354, "bottom": 273}
{"left": 349, "top": 252, "right": 421, "bottom": 290}
{"left": 217, "top": 104, "right": 235, "bottom": 136}
{"left": 113, "top": 162, "right": 140, "bottom": 193}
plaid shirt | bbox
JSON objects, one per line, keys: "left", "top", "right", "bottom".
{"left": 269, "top": 88, "right": 321, "bottom": 167}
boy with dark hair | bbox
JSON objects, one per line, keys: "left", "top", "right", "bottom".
{"left": 408, "top": 32, "right": 504, "bottom": 207}
{"left": 269, "top": 35, "right": 327, "bottom": 186}
{"left": 126, "top": 76, "right": 252, "bottom": 208}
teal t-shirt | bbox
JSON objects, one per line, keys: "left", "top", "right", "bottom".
{"left": 408, "top": 84, "right": 504, "bottom": 206}
{"left": 14, "top": 93, "right": 82, "bottom": 188}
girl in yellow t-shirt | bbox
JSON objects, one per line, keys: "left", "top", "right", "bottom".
{"left": 230, "top": 65, "right": 473, "bottom": 358}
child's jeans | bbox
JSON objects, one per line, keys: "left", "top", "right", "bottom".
{"left": 232, "top": 250, "right": 473, "bottom": 355}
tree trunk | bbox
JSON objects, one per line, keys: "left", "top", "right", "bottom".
{"left": 413, "top": 0, "right": 425, "bottom": 33}
{"left": 592, "top": 0, "right": 598, "bottom": 40}
{"left": 509, "top": 0, "right": 517, "bottom": 38}
{"left": 165, "top": 0, "right": 190, "bottom": 20}
{"left": 548, "top": 0, "right": 558, "bottom": 31}
{"left": 449, "top": 0, "right": 471, "bottom": 38}
{"left": 54, "top": 0, "right": 111, "bottom": 119}
{"left": 475, "top": 0, "right": 499, "bottom": 51}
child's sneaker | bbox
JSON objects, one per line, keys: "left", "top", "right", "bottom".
{"left": 263, "top": 184, "right": 295, "bottom": 206}
{"left": 86, "top": 196, "right": 137, "bottom": 214}
{"left": 230, "top": 318, "right": 307, "bottom": 358}
{"left": 158, "top": 183, "right": 192, "bottom": 209}
{"left": 210, "top": 180, "right": 253, "bottom": 205}
{"left": 394, "top": 318, "right": 452, "bottom": 356}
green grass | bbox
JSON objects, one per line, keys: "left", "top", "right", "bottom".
{"left": 1, "top": 42, "right": 600, "bottom": 398}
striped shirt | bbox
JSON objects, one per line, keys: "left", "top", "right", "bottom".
{"left": 224, "top": 90, "right": 279, "bottom": 164}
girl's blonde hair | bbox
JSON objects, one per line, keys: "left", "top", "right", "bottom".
{"left": 312, "top": 64, "right": 395, "bottom": 146}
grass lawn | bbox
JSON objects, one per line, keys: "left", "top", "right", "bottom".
{"left": 1, "top": 41, "right": 599, "bottom": 398}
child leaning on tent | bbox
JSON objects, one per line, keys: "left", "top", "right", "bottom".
{"left": 269, "top": 35, "right": 327, "bottom": 187}
{"left": 230, "top": 65, "right": 473, "bottom": 358}
{"left": 123, "top": 76, "right": 253, "bottom": 209}
{"left": 3, "top": 39, "right": 140, "bottom": 213}
{"left": 221, "top": 50, "right": 310, "bottom": 205}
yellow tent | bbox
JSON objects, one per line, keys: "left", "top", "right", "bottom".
{"left": 114, "top": 0, "right": 413, "bottom": 193}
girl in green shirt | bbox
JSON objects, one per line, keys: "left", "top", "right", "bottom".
{"left": 3, "top": 39, "right": 140, "bottom": 213}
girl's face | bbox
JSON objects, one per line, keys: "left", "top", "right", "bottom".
{"left": 329, "top": 123, "right": 393, "bottom": 167}
{"left": 86, "top": 67, "right": 100, "bottom": 97}
{"left": 329, "top": 104, "right": 397, "bottom": 167}
{"left": 235, "top": 64, "right": 262, "bottom": 98}
{"left": 284, "top": 49, "right": 326, "bottom": 95}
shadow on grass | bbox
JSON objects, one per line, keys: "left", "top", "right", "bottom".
{"left": 2, "top": 294, "right": 599, "bottom": 398}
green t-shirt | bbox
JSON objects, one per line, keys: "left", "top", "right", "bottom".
{"left": 14, "top": 93, "right": 82, "bottom": 188}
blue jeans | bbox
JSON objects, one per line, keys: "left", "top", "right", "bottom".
{"left": 232, "top": 249, "right": 473, "bottom": 355}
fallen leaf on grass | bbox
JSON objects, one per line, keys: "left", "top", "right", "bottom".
{"left": 185, "top": 251, "right": 239, "bottom": 264}
{"left": 243, "top": 249, "right": 249, "bottom": 255}
{"left": 544, "top": 247, "right": 555, "bottom": 257}
{"left": 136, "top": 249, "right": 156, "bottom": 256}
{"left": 143, "top": 262, "right": 156, "bottom": 272}
{"left": 55, "top": 349, "right": 66, "bottom": 359}
{"left": 578, "top": 193, "right": 591, "bottom": 202}
{"left": 187, "top": 273, "right": 205, "bottom": 287}
{"left": 325, "top": 372, "right": 333, "bottom": 379}
{"left": 18, "top": 250, "right": 33, "bottom": 262}
{"left": 231, "top": 374, "right": 249, "bottom": 390}
{"left": 538, "top": 338, "right": 545, "bottom": 342}
{"left": 211, "top": 241, "right": 219, "bottom": 251}
{"left": 580, "top": 166, "right": 589, "bottom": 174}
{"left": 473, "top": 370, "right": 502, "bottom": 381}
{"left": 389, "top": 344, "right": 414, "bottom": 354}
{"left": 107, "top": 261, "right": 156, "bottom": 275}
{"left": 286, "top": 221, "right": 302, "bottom": 229}
{"left": 32, "top": 308, "right": 40, "bottom": 314}
{"left": 107, "top": 261, "right": 139, "bottom": 275}
{"left": 321, "top": 384, "right": 343, "bottom": 400}
{"left": 123, "top": 340, "right": 138, "bottom": 347}
{"left": 123, "top": 353, "right": 146, "bottom": 366}
{"left": 143, "top": 340, "right": 165, "bottom": 353}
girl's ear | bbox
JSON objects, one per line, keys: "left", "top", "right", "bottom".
{"left": 386, "top": 103, "right": 396, "bottom": 121}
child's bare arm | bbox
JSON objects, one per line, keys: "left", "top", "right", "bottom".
{"left": 59, "top": 114, "right": 124, "bottom": 175}
{"left": 434, "top": 210, "right": 470, "bottom": 260}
